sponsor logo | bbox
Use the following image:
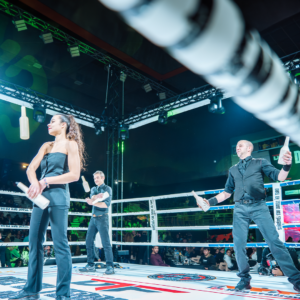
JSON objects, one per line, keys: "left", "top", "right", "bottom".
{"left": 208, "top": 285, "right": 300, "bottom": 299}
{"left": 148, "top": 273, "right": 216, "bottom": 281}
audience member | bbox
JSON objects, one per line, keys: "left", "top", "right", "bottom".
{"left": 0, "top": 232, "right": 6, "bottom": 268}
{"left": 199, "top": 248, "right": 217, "bottom": 270}
{"left": 224, "top": 249, "right": 238, "bottom": 270}
{"left": 150, "top": 246, "right": 170, "bottom": 267}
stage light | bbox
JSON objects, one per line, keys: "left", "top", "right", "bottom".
{"left": 208, "top": 93, "right": 225, "bottom": 114}
{"left": 68, "top": 45, "right": 80, "bottom": 57}
{"left": 158, "top": 92, "right": 166, "bottom": 100}
{"left": 13, "top": 18, "right": 27, "bottom": 31}
{"left": 94, "top": 117, "right": 107, "bottom": 135}
{"left": 33, "top": 104, "right": 46, "bottom": 123}
{"left": 290, "top": 68, "right": 300, "bottom": 86}
{"left": 158, "top": 111, "right": 168, "bottom": 124}
{"left": 40, "top": 31, "right": 53, "bottom": 44}
{"left": 118, "top": 124, "right": 129, "bottom": 140}
{"left": 143, "top": 83, "right": 152, "bottom": 93}
{"left": 120, "top": 72, "right": 127, "bottom": 82}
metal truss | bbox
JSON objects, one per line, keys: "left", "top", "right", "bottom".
{"left": 0, "top": 78, "right": 102, "bottom": 126}
{"left": 123, "top": 84, "right": 220, "bottom": 125}
{"left": 0, "top": 0, "right": 177, "bottom": 97}
{"left": 282, "top": 50, "right": 300, "bottom": 71}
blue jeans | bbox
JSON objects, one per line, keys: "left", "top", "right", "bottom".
{"left": 233, "top": 201, "right": 300, "bottom": 284}
{"left": 86, "top": 214, "right": 113, "bottom": 266}
{"left": 24, "top": 206, "right": 71, "bottom": 296}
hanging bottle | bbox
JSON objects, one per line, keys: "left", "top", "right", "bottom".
{"left": 20, "top": 106, "right": 29, "bottom": 140}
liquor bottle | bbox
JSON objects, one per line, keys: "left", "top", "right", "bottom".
{"left": 19, "top": 106, "right": 29, "bottom": 140}
{"left": 82, "top": 176, "right": 91, "bottom": 193}
{"left": 278, "top": 136, "right": 290, "bottom": 165}
{"left": 16, "top": 182, "right": 50, "bottom": 209}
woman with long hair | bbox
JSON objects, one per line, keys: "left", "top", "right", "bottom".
{"left": 10, "top": 114, "right": 86, "bottom": 300}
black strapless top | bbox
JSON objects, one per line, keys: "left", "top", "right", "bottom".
{"left": 40, "top": 153, "right": 70, "bottom": 207}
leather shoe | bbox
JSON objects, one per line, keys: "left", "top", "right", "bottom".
{"left": 9, "top": 290, "right": 40, "bottom": 299}
{"left": 56, "top": 296, "right": 70, "bottom": 299}
{"left": 104, "top": 266, "right": 115, "bottom": 275}
{"left": 235, "top": 277, "right": 252, "bottom": 291}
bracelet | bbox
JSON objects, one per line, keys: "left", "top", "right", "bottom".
{"left": 44, "top": 178, "right": 50, "bottom": 188}
{"left": 208, "top": 196, "right": 218, "bottom": 206}
{"left": 283, "top": 164, "right": 292, "bottom": 172}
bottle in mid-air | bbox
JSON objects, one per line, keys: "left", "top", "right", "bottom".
{"left": 278, "top": 136, "right": 290, "bottom": 165}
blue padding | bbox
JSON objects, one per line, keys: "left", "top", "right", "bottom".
{"left": 208, "top": 243, "right": 268, "bottom": 248}
{"left": 283, "top": 224, "right": 300, "bottom": 228}
{"left": 204, "top": 190, "right": 225, "bottom": 195}
{"left": 209, "top": 205, "right": 235, "bottom": 210}
{"left": 281, "top": 199, "right": 300, "bottom": 205}
{"left": 209, "top": 199, "right": 300, "bottom": 211}
{"left": 280, "top": 180, "right": 300, "bottom": 187}
{"left": 208, "top": 225, "right": 258, "bottom": 229}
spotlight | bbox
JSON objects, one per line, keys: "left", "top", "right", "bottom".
{"left": 13, "top": 18, "right": 27, "bottom": 31}
{"left": 208, "top": 93, "right": 225, "bottom": 114}
{"left": 158, "top": 92, "right": 166, "bottom": 100}
{"left": 33, "top": 104, "right": 46, "bottom": 123}
{"left": 40, "top": 31, "right": 53, "bottom": 44}
{"left": 94, "top": 122, "right": 102, "bottom": 136}
{"left": 158, "top": 111, "right": 168, "bottom": 124}
{"left": 120, "top": 72, "right": 127, "bottom": 82}
{"left": 118, "top": 124, "right": 129, "bottom": 140}
{"left": 68, "top": 45, "right": 80, "bottom": 57}
{"left": 143, "top": 83, "right": 152, "bottom": 93}
{"left": 290, "top": 68, "right": 300, "bottom": 86}
{"left": 94, "top": 117, "right": 107, "bottom": 135}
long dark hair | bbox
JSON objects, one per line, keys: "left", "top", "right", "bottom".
{"left": 58, "top": 114, "right": 87, "bottom": 171}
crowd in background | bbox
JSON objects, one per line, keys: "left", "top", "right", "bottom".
{"left": 1, "top": 193, "right": 300, "bottom": 276}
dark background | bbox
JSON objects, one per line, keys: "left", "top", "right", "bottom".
{"left": 1, "top": 0, "right": 300, "bottom": 198}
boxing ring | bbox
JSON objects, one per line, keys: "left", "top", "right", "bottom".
{"left": 110, "top": 180, "right": 300, "bottom": 249}
{"left": 1, "top": 181, "right": 300, "bottom": 299}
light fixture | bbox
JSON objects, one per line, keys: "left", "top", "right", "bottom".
{"left": 33, "top": 103, "right": 46, "bottom": 123}
{"left": 118, "top": 124, "right": 129, "bottom": 140}
{"left": 158, "top": 111, "right": 168, "bottom": 124}
{"left": 143, "top": 83, "right": 152, "bottom": 93}
{"left": 40, "top": 31, "right": 53, "bottom": 44}
{"left": 94, "top": 122, "right": 103, "bottom": 136}
{"left": 208, "top": 93, "right": 225, "bottom": 114}
{"left": 68, "top": 45, "right": 80, "bottom": 57}
{"left": 120, "top": 72, "right": 127, "bottom": 82}
{"left": 13, "top": 18, "right": 27, "bottom": 31}
{"left": 158, "top": 92, "right": 166, "bottom": 100}
{"left": 22, "top": 164, "right": 28, "bottom": 169}
{"left": 94, "top": 117, "right": 107, "bottom": 135}
{"left": 290, "top": 68, "right": 300, "bottom": 86}
{"left": 114, "top": 180, "right": 118, "bottom": 185}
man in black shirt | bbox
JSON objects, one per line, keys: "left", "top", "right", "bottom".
{"left": 79, "top": 171, "right": 114, "bottom": 275}
{"left": 194, "top": 140, "right": 300, "bottom": 291}
{"left": 199, "top": 248, "right": 217, "bottom": 270}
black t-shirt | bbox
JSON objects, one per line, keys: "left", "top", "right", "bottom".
{"left": 200, "top": 254, "right": 216, "bottom": 267}
{"left": 216, "top": 253, "right": 225, "bottom": 264}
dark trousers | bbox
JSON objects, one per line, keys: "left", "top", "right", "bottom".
{"left": 86, "top": 214, "right": 113, "bottom": 266}
{"left": 24, "top": 206, "right": 71, "bottom": 296}
{"left": 0, "top": 246, "right": 5, "bottom": 267}
{"left": 233, "top": 201, "right": 300, "bottom": 284}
